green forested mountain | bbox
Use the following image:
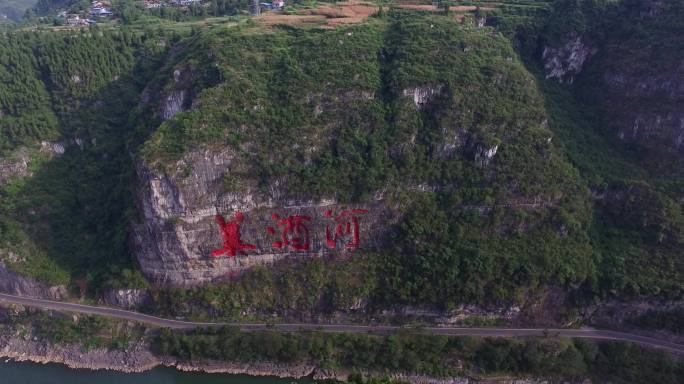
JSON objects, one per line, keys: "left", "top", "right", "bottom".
{"left": 0, "top": 0, "right": 683, "bottom": 382}
{"left": 138, "top": 2, "right": 683, "bottom": 319}
{"left": 0, "top": 0, "right": 34, "bottom": 21}
{"left": 0, "top": 29, "right": 170, "bottom": 287}
{"left": 0, "top": 0, "right": 681, "bottom": 321}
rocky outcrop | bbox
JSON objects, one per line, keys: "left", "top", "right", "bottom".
{"left": 0, "top": 141, "right": 66, "bottom": 187}
{"left": 0, "top": 336, "right": 159, "bottom": 373}
{"left": 474, "top": 144, "right": 499, "bottom": 167}
{"left": 132, "top": 21, "right": 581, "bottom": 291}
{"left": 160, "top": 90, "right": 187, "bottom": 121}
{"left": 0, "top": 262, "right": 66, "bottom": 300}
{"left": 39, "top": 141, "right": 67, "bottom": 154}
{"left": 542, "top": 34, "right": 595, "bottom": 84}
{"left": 543, "top": 0, "right": 684, "bottom": 163}
{"left": 603, "top": 67, "right": 684, "bottom": 159}
{"left": 0, "top": 147, "right": 31, "bottom": 186}
{"left": 0, "top": 333, "right": 590, "bottom": 383}
{"left": 133, "top": 148, "right": 394, "bottom": 286}
{"left": 103, "top": 289, "right": 150, "bottom": 309}
{"left": 403, "top": 84, "right": 444, "bottom": 109}
{"left": 159, "top": 67, "right": 196, "bottom": 121}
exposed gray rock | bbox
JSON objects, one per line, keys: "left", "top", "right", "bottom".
{"left": 475, "top": 144, "right": 499, "bottom": 167}
{"left": 403, "top": 84, "right": 444, "bottom": 109}
{"left": 0, "top": 147, "right": 31, "bottom": 186}
{"left": 603, "top": 68, "right": 684, "bottom": 156}
{"left": 0, "top": 336, "right": 159, "bottom": 373}
{"left": 160, "top": 90, "right": 187, "bottom": 121}
{"left": 0, "top": 140, "right": 69, "bottom": 187}
{"left": 159, "top": 67, "right": 196, "bottom": 121}
{"left": 103, "top": 289, "right": 150, "bottom": 309}
{"left": 545, "top": 6, "right": 684, "bottom": 162}
{"left": 40, "top": 141, "right": 66, "bottom": 155}
{"left": 542, "top": 35, "right": 595, "bottom": 84}
{"left": 133, "top": 148, "right": 394, "bottom": 287}
{"left": 0, "top": 261, "right": 66, "bottom": 300}
{"left": 0, "top": 331, "right": 591, "bottom": 383}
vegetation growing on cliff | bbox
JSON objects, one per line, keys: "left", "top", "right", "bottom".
{"left": 0, "top": 2, "right": 682, "bottom": 382}
{"left": 138, "top": 11, "right": 597, "bottom": 311}
{"left": 0, "top": 1, "right": 682, "bottom": 326}
{"left": 155, "top": 327, "right": 684, "bottom": 383}
{"left": 0, "top": 29, "right": 168, "bottom": 288}
{"left": 0, "top": 309, "right": 144, "bottom": 350}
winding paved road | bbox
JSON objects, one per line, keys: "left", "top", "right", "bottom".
{"left": 1, "top": 293, "right": 682, "bottom": 354}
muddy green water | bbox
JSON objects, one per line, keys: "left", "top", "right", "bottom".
{"left": 0, "top": 360, "right": 312, "bottom": 384}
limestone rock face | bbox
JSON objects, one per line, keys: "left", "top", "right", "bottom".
{"left": 158, "top": 67, "right": 197, "bottom": 121}
{"left": 0, "top": 141, "right": 67, "bottom": 187}
{"left": 474, "top": 144, "right": 498, "bottom": 167}
{"left": 0, "top": 262, "right": 66, "bottom": 299}
{"left": 160, "top": 90, "right": 188, "bottom": 121}
{"left": 0, "top": 148, "right": 31, "bottom": 187}
{"left": 543, "top": 0, "right": 684, "bottom": 163}
{"left": 402, "top": 85, "right": 443, "bottom": 109}
{"left": 542, "top": 34, "right": 595, "bottom": 84}
{"left": 132, "top": 148, "right": 393, "bottom": 287}
{"left": 103, "top": 289, "right": 150, "bottom": 309}
{"left": 603, "top": 68, "right": 684, "bottom": 158}
{"left": 131, "top": 21, "right": 578, "bottom": 289}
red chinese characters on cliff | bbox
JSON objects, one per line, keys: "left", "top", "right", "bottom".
{"left": 211, "top": 211, "right": 256, "bottom": 257}
{"left": 210, "top": 209, "right": 369, "bottom": 257}
{"left": 267, "top": 213, "right": 312, "bottom": 251}
{"left": 324, "top": 209, "right": 369, "bottom": 250}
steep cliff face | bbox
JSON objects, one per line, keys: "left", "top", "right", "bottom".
{"left": 133, "top": 149, "right": 392, "bottom": 286}
{"left": 534, "top": 0, "right": 684, "bottom": 302}
{"left": 599, "top": 53, "right": 684, "bottom": 162}
{"left": 542, "top": 0, "right": 684, "bottom": 168}
{"left": 103, "top": 288, "right": 149, "bottom": 308}
{"left": 132, "top": 17, "right": 591, "bottom": 291}
{"left": 542, "top": 34, "right": 595, "bottom": 84}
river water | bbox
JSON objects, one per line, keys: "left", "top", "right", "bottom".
{"left": 0, "top": 360, "right": 311, "bottom": 384}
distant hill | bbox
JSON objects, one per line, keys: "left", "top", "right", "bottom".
{"left": 29, "top": 0, "right": 81, "bottom": 17}
{"left": 0, "top": 0, "right": 35, "bottom": 20}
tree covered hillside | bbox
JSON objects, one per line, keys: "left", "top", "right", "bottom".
{"left": 140, "top": 7, "right": 683, "bottom": 319}
{"left": 0, "top": 29, "right": 171, "bottom": 288}
{"left": 138, "top": 12, "right": 600, "bottom": 317}
{"left": 0, "top": 1, "right": 681, "bottom": 322}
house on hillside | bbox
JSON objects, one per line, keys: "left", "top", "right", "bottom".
{"left": 172, "top": 0, "right": 201, "bottom": 6}
{"left": 145, "top": 1, "right": 163, "bottom": 9}
{"left": 90, "top": 7, "right": 113, "bottom": 17}
{"left": 67, "top": 15, "right": 94, "bottom": 26}
{"left": 260, "top": 0, "right": 283, "bottom": 11}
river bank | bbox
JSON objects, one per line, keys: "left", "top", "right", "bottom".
{"left": 0, "top": 334, "right": 319, "bottom": 378}
{"left": 0, "top": 333, "right": 580, "bottom": 384}
{"left": 0, "top": 360, "right": 303, "bottom": 384}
